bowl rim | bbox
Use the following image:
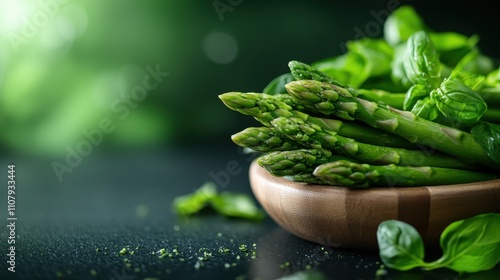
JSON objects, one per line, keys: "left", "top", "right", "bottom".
{"left": 250, "top": 160, "right": 500, "bottom": 191}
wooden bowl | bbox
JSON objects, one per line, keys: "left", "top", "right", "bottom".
{"left": 249, "top": 160, "right": 500, "bottom": 250}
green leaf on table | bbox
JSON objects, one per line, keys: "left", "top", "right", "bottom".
{"left": 172, "top": 182, "right": 266, "bottom": 221}
{"left": 172, "top": 182, "right": 218, "bottom": 216}
{"left": 471, "top": 121, "right": 500, "bottom": 164}
{"left": 210, "top": 192, "right": 266, "bottom": 221}
{"left": 377, "top": 220, "right": 426, "bottom": 271}
{"left": 377, "top": 214, "right": 500, "bottom": 273}
{"left": 427, "top": 213, "right": 500, "bottom": 273}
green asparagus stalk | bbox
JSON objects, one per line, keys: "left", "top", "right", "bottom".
{"left": 231, "top": 127, "right": 302, "bottom": 152}
{"left": 286, "top": 172, "right": 324, "bottom": 184}
{"left": 357, "top": 88, "right": 406, "bottom": 109}
{"left": 285, "top": 79, "right": 500, "bottom": 169}
{"left": 270, "top": 116, "right": 475, "bottom": 170}
{"left": 289, "top": 60, "right": 406, "bottom": 108}
{"left": 313, "top": 160, "right": 497, "bottom": 188}
{"left": 288, "top": 60, "right": 344, "bottom": 87}
{"left": 481, "top": 108, "right": 500, "bottom": 124}
{"left": 219, "top": 92, "right": 418, "bottom": 149}
{"left": 256, "top": 148, "right": 346, "bottom": 176}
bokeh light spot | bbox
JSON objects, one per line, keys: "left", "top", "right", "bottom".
{"left": 202, "top": 31, "right": 238, "bottom": 64}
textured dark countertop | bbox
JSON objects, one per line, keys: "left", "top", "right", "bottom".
{"left": 0, "top": 147, "right": 498, "bottom": 280}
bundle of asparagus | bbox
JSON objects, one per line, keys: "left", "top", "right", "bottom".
{"left": 218, "top": 6, "right": 500, "bottom": 188}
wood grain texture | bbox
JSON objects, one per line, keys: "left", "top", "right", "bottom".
{"left": 249, "top": 160, "right": 500, "bottom": 250}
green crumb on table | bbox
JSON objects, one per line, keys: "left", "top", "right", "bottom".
{"left": 239, "top": 244, "right": 248, "bottom": 252}
{"left": 217, "top": 232, "right": 223, "bottom": 237}
{"left": 279, "top": 262, "right": 291, "bottom": 269}
{"left": 218, "top": 247, "right": 231, "bottom": 254}
{"left": 119, "top": 248, "right": 127, "bottom": 255}
{"left": 134, "top": 267, "right": 141, "bottom": 273}
{"left": 224, "top": 263, "right": 231, "bottom": 268}
{"left": 157, "top": 248, "right": 169, "bottom": 259}
{"left": 375, "top": 265, "right": 388, "bottom": 278}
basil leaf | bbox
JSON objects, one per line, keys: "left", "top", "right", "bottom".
{"left": 391, "top": 43, "right": 413, "bottom": 90}
{"left": 377, "top": 220, "right": 426, "bottom": 271}
{"left": 312, "top": 38, "right": 393, "bottom": 88}
{"left": 430, "top": 78, "right": 487, "bottom": 127}
{"left": 403, "top": 30, "right": 442, "bottom": 88}
{"left": 404, "top": 83, "right": 431, "bottom": 111}
{"left": 471, "top": 121, "right": 500, "bottom": 164}
{"left": 449, "top": 71, "right": 485, "bottom": 92}
{"left": 172, "top": 182, "right": 218, "bottom": 216}
{"left": 384, "top": 5, "right": 427, "bottom": 47}
{"left": 263, "top": 73, "right": 294, "bottom": 95}
{"left": 429, "top": 213, "right": 500, "bottom": 273}
{"left": 347, "top": 38, "right": 394, "bottom": 80}
{"left": 411, "top": 97, "right": 440, "bottom": 121}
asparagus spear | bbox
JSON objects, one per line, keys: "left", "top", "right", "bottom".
{"left": 219, "top": 92, "right": 417, "bottom": 149}
{"left": 270, "top": 116, "right": 475, "bottom": 170}
{"left": 231, "top": 127, "right": 302, "bottom": 152}
{"left": 289, "top": 60, "right": 406, "bottom": 108}
{"left": 313, "top": 160, "right": 497, "bottom": 188}
{"left": 285, "top": 79, "right": 500, "bottom": 169}
{"left": 256, "top": 148, "right": 346, "bottom": 176}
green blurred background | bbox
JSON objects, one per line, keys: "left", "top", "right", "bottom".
{"left": 1, "top": 0, "right": 498, "bottom": 157}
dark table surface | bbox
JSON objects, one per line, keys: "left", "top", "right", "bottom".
{"left": 0, "top": 147, "right": 499, "bottom": 280}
